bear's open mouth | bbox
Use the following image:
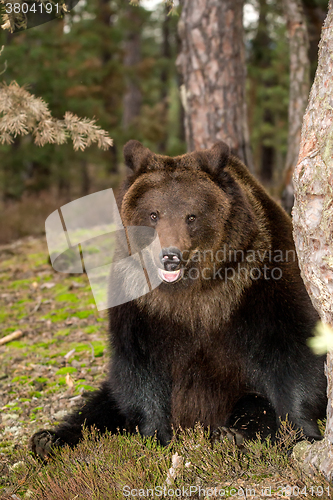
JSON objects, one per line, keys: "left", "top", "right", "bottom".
{"left": 158, "top": 268, "right": 183, "bottom": 283}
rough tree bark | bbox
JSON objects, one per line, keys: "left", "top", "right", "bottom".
{"left": 292, "top": 0, "right": 333, "bottom": 480}
{"left": 281, "top": 0, "right": 310, "bottom": 214}
{"left": 176, "top": 0, "right": 253, "bottom": 170}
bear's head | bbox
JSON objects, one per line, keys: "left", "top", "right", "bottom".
{"left": 120, "top": 140, "right": 258, "bottom": 288}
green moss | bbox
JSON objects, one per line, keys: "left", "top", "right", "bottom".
{"left": 46, "top": 387, "right": 59, "bottom": 394}
{"left": 4, "top": 405, "right": 21, "bottom": 412}
{"left": 0, "top": 257, "right": 15, "bottom": 269}
{"left": 31, "top": 406, "right": 43, "bottom": 413}
{"left": 55, "top": 293, "right": 79, "bottom": 303}
{"left": 33, "top": 376, "right": 49, "bottom": 384}
{"left": 47, "top": 358, "right": 59, "bottom": 363}
{"left": 55, "top": 328, "right": 71, "bottom": 337}
{"left": 72, "top": 343, "right": 90, "bottom": 353}
{"left": 16, "top": 299, "right": 28, "bottom": 304}
{"left": 35, "top": 339, "right": 58, "bottom": 348}
{"left": 12, "top": 375, "right": 29, "bottom": 383}
{"left": 50, "top": 352, "right": 62, "bottom": 358}
{"left": 42, "top": 274, "right": 54, "bottom": 281}
{"left": 42, "top": 309, "right": 72, "bottom": 322}
{"left": 6, "top": 340, "right": 27, "bottom": 348}
{"left": 28, "top": 390, "right": 42, "bottom": 398}
{"left": 76, "top": 311, "right": 94, "bottom": 319}
{"left": 81, "top": 297, "right": 96, "bottom": 308}
{"left": 93, "top": 345, "right": 104, "bottom": 357}
{"left": 0, "top": 310, "right": 9, "bottom": 323}
{"left": 27, "top": 252, "right": 47, "bottom": 266}
{"left": 2, "top": 326, "right": 20, "bottom": 335}
{"left": 0, "top": 441, "right": 11, "bottom": 448}
{"left": 53, "top": 284, "right": 70, "bottom": 294}
{"left": 4, "top": 401, "right": 19, "bottom": 407}
{"left": 84, "top": 325, "right": 99, "bottom": 335}
{"left": 70, "top": 341, "right": 105, "bottom": 357}
{"left": 10, "top": 278, "right": 34, "bottom": 289}
{"left": 55, "top": 367, "right": 77, "bottom": 375}
{"left": 76, "top": 384, "right": 95, "bottom": 392}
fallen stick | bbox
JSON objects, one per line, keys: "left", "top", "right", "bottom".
{"left": 0, "top": 330, "right": 23, "bottom": 346}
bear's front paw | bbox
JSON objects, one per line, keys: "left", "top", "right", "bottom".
{"left": 30, "top": 430, "right": 63, "bottom": 460}
{"left": 211, "top": 426, "right": 246, "bottom": 452}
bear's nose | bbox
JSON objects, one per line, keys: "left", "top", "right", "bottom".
{"left": 159, "top": 247, "right": 182, "bottom": 271}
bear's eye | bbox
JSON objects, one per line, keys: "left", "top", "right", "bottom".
{"left": 150, "top": 212, "right": 158, "bottom": 221}
{"left": 187, "top": 214, "right": 196, "bottom": 223}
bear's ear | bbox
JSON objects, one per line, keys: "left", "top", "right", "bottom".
{"left": 205, "top": 141, "right": 230, "bottom": 172}
{"left": 123, "top": 140, "right": 152, "bottom": 172}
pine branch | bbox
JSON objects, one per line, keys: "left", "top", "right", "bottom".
{"left": 0, "top": 82, "right": 113, "bottom": 150}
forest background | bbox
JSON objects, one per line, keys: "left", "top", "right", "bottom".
{"left": 0, "top": 0, "right": 328, "bottom": 244}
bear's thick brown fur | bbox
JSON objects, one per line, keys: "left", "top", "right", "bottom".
{"left": 31, "top": 141, "right": 326, "bottom": 459}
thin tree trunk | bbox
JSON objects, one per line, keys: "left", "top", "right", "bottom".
{"left": 301, "top": 0, "right": 327, "bottom": 76}
{"left": 281, "top": 0, "right": 310, "bottom": 213}
{"left": 176, "top": 0, "right": 254, "bottom": 170}
{"left": 159, "top": 4, "right": 171, "bottom": 153}
{"left": 176, "top": 24, "right": 186, "bottom": 146}
{"left": 251, "top": 0, "right": 275, "bottom": 184}
{"left": 122, "top": 8, "right": 142, "bottom": 129}
{"left": 98, "top": 0, "right": 120, "bottom": 173}
{"left": 292, "top": 0, "right": 333, "bottom": 480}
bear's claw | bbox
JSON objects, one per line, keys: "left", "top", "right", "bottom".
{"left": 211, "top": 426, "right": 246, "bottom": 451}
{"left": 30, "top": 429, "right": 62, "bottom": 460}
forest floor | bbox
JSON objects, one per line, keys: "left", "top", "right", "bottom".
{"left": 0, "top": 236, "right": 331, "bottom": 499}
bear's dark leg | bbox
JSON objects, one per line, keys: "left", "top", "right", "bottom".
{"left": 272, "top": 396, "right": 325, "bottom": 442}
{"left": 227, "top": 394, "right": 278, "bottom": 440}
{"left": 30, "top": 382, "right": 127, "bottom": 459}
{"left": 258, "top": 362, "right": 326, "bottom": 443}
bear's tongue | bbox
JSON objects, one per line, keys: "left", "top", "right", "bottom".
{"left": 158, "top": 268, "right": 181, "bottom": 283}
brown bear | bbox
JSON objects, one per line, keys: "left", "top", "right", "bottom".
{"left": 31, "top": 141, "right": 327, "bottom": 459}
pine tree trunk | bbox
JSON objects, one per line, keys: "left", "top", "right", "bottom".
{"left": 159, "top": 4, "right": 171, "bottom": 153}
{"left": 301, "top": 0, "right": 327, "bottom": 74}
{"left": 252, "top": 0, "right": 275, "bottom": 185}
{"left": 176, "top": 0, "right": 253, "bottom": 170}
{"left": 281, "top": 0, "right": 310, "bottom": 213}
{"left": 98, "top": 0, "right": 120, "bottom": 173}
{"left": 292, "top": 0, "right": 333, "bottom": 480}
{"left": 122, "top": 8, "right": 142, "bottom": 129}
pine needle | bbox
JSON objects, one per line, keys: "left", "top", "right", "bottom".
{"left": 0, "top": 82, "right": 113, "bottom": 150}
